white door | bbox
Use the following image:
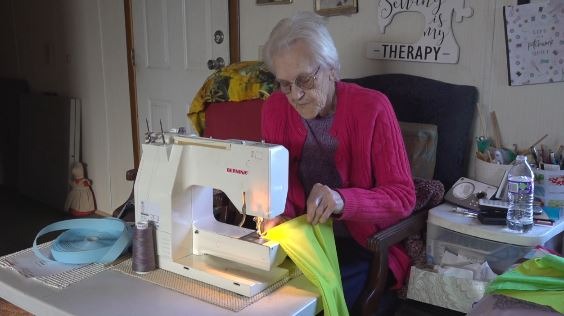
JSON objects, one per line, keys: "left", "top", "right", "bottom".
{"left": 132, "top": 0, "right": 229, "bottom": 145}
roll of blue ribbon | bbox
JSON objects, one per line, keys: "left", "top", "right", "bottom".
{"left": 32, "top": 218, "right": 132, "bottom": 264}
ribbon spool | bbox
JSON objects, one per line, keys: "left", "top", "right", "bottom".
{"left": 32, "top": 218, "right": 132, "bottom": 265}
{"left": 132, "top": 221, "right": 157, "bottom": 274}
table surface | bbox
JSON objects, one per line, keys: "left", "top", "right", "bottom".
{"left": 0, "top": 264, "right": 320, "bottom": 316}
{"left": 429, "top": 203, "right": 564, "bottom": 247}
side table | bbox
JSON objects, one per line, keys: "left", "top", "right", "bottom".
{"left": 406, "top": 203, "right": 564, "bottom": 313}
{"left": 428, "top": 203, "right": 564, "bottom": 249}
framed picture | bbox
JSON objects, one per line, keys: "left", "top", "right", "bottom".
{"left": 315, "top": 0, "right": 358, "bottom": 16}
{"left": 256, "top": 0, "right": 292, "bottom": 5}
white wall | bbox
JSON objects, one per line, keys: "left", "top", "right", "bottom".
{"left": 1, "top": 0, "right": 134, "bottom": 214}
{"left": 240, "top": 0, "right": 563, "bottom": 177}
{"left": 1, "top": 0, "right": 561, "bottom": 213}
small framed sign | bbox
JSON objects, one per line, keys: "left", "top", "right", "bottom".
{"left": 314, "top": 0, "right": 358, "bottom": 16}
{"left": 367, "top": 0, "right": 473, "bottom": 64}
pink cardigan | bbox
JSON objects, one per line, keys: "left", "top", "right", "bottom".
{"left": 261, "top": 81, "right": 416, "bottom": 287}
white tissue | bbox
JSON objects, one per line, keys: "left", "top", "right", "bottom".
{"left": 435, "top": 250, "right": 497, "bottom": 282}
{"left": 436, "top": 266, "right": 474, "bottom": 279}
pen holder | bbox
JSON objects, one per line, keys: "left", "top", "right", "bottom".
{"left": 474, "top": 158, "right": 512, "bottom": 187}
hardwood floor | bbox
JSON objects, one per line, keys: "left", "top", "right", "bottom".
{"left": 0, "top": 298, "right": 32, "bottom": 316}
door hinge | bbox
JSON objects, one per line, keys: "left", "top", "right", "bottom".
{"left": 130, "top": 49, "right": 136, "bottom": 66}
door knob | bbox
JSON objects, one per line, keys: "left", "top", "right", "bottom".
{"left": 207, "top": 57, "right": 225, "bottom": 70}
{"left": 213, "top": 30, "right": 224, "bottom": 44}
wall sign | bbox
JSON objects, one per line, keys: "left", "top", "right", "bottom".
{"left": 504, "top": 0, "right": 564, "bottom": 86}
{"left": 366, "top": 0, "right": 473, "bottom": 63}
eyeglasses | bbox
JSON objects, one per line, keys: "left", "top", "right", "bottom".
{"left": 276, "top": 65, "right": 321, "bottom": 94}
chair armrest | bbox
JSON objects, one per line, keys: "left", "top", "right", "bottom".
{"left": 112, "top": 168, "right": 137, "bottom": 220}
{"left": 125, "top": 168, "right": 137, "bottom": 181}
{"left": 356, "top": 208, "right": 429, "bottom": 316}
{"left": 367, "top": 208, "right": 429, "bottom": 252}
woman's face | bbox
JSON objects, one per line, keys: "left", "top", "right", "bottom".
{"left": 272, "top": 40, "right": 336, "bottom": 119}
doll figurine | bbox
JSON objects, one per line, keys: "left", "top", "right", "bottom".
{"left": 64, "top": 162, "right": 96, "bottom": 217}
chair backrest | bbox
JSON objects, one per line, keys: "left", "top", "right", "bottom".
{"left": 203, "top": 99, "right": 264, "bottom": 142}
{"left": 343, "top": 74, "right": 478, "bottom": 190}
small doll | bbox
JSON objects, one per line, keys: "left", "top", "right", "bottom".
{"left": 64, "top": 162, "right": 96, "bottom": 217}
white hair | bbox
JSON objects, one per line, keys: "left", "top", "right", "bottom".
{"left": 263, "top": 11, "right": 341, "bottom": 80}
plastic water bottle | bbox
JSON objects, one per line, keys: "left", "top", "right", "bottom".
{"left": 506, "top": 155, "right": 534, "bottom": 233}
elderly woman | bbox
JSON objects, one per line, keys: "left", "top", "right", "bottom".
{"left": 261, "top": 11, "right": 416, "bottom": 311}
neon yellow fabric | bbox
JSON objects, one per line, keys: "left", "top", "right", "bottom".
{"left": 187, "top": 61, "right": 276, "bottom": 135}
{"left": 265, "top": 215, "right": 348, "bottom": 316}
{"left": 486, "top": 254, "right": 564, "bottom": 313}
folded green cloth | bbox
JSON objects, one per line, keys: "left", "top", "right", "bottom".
{"left": 486, "top": 254, "right": 564, "bottom": 313}
{"left": 265, "top": 215, "right": 348, "bottom": 316}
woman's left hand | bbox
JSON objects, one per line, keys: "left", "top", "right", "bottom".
{"left": 306, "top": 183, "right": 344, "bottom": 225}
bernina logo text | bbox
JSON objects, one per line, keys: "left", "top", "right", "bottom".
{"left": 226, "top": 168, "right": 248, "bottom": 175}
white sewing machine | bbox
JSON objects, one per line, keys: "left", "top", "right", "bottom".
{"left": 134, "top": 135, "right": 289, "bottom": 297}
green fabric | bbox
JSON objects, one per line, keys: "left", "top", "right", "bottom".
{"left": 486, "top": 254, "right": 564, "bottom": 313}
{"left": 265, "top": 215, "right": 348, "bottom": 316}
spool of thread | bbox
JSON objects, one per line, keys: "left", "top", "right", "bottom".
{"left": 132, "top": 221, "right": 156, "bottom": 274}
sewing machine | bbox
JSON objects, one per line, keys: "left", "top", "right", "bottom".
{"left": 134, "top": 134, "right": 289, "bottom": 297}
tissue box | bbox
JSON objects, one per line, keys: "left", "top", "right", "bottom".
{"left": 407, "top": 265, "right": 487, "bottom": 313}
{"left": 534, "top": 169, "right": 564, "bottom": 209}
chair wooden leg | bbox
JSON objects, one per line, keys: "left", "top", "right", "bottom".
{"left": 356, "top": 250, "right": 389, "bottom": 316}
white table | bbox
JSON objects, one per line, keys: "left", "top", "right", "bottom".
{"left": 429, "top": 203, "right": 564, "bottom": 248}
{"left": 0, "top": 265, "right": 320, "bottom": 316}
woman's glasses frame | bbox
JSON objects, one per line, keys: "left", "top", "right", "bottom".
{"left": 276, "top": 65, "right": 321, "bottom": 94}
